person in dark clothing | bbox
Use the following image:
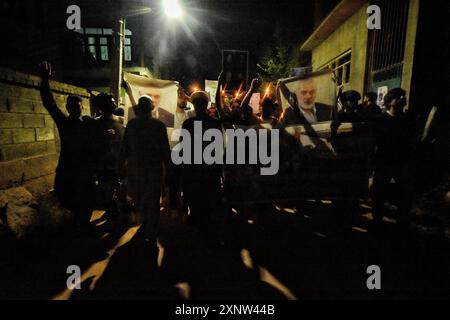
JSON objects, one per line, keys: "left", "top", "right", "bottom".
{"left": 181, "top": 91, "right": 222, "bottom": 231}
{"left": 358, "top": 91, "right": 381, "bottom": 121}
{"left": 39, "top": 61, "right": 101, "bottom": 226}
{"left": 372, "top": 88, "right": 413, "bottom": 225}
{"left": 114, "top": 107, "right": 125, "bottom": 117}
{"left": 169, "top": 87, "right": 193, "bottom": 210}
{"left": 93, "top": 93, "right": 125, "bottom": 217}
{"left": 119, "top": 95, "right": 171, "bottom": 245}
{"left": 261, "top": 98, "right": 278, "bottom": 125}
{"left": 337, "top": 90, "right": 362, "bottom": 123}
{"left": 229, "top": 99, "right": 243, "bottom": 125}
{"left": 238, "top": 78, "right": 262, "bottom": 126}
{"left": 241, "top": 104, "right": 261, "bottom": 126}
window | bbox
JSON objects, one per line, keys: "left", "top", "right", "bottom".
{"left": 78, "top": 27, "right": 133, "bottom": 63}
{"left": 100, "top": 37, "right": 108, "bottom": 61}
{"left": 88, "top": 37, "right": 96, "bottom": 59}
{"left": 124, "top": 37, "right": 132, "bottom": 61}
{"left": 85, "top": 28, "right": 102, "bottom": 35}
{"left": 319, "top": 50, "right": 352, "bottom": 89}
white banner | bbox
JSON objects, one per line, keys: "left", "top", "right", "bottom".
{"left": 278, "top": 70, "right": 336, "bottom": 123}
{"left": 124, "top": 72, "right": 178, "bottom": 127}
{"left": 205, "top": 80, "right": 219, "bottom": 105}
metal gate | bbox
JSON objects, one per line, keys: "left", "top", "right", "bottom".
{"left": 365, "top": 0, "right": 410, "bottom": 93}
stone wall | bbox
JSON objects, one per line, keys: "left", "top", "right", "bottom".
{"left": 0, "top": 67, "right": 92, "bottom": 197}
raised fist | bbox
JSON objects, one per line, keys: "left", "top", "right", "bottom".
{"left": 39, "top": 61, "right": 52, "bottom": 79}
{"left": 250, "top": 78, "right": 260, "bottom": 88}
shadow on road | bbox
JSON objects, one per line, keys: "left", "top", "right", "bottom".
{"left": 1, "top": 201, "right": 449, "bottom": 300}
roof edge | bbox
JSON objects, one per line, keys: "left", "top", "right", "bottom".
{"left": 300, "top": 0, "right": 367, "bottom": 52}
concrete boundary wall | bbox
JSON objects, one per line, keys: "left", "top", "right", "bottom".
{"left": 0, "top": 67, "right": 92, "bottom": 197}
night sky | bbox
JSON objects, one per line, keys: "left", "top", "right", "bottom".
{"left": 0, "top": 0, "right": 336, "bottom": 88}
{"left": 146, "top": 0, "right": 317, "bottom": 87}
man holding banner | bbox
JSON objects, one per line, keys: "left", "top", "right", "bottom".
{"left": 123, "top": 72, "right": 178, "bottom": 128}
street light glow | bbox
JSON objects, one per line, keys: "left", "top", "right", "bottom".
{"left": 163, "top": 0, "right": 182, "bottom": 18}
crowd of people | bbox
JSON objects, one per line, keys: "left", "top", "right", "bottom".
{"left": 38, "top": 60, "right": 447, "bottom": 249}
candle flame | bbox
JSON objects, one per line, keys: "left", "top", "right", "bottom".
{"left": 262, "top": 85, "right": 271, "bottom": 100}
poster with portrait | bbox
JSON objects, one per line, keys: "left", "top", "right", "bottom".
{"left": 249, "top": 93, "right": 261, "bottom": 114}
{"left": 376, "top": 86, "right": 388, "bottom": 108}
{"left": 277, "top": 69, "right": 336, "bottom": 124}
{"left": 222, "top": 50, "right": 249, "bottom": 92}
{"left": 222, "top": 70, "right": 376, "bottom": 205}
{"left": 124, "top": 72, "right": 178, "bottom": 127}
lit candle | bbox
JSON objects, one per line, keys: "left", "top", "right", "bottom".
{"left": 235, "top": 82, "right": 244, "bottom": 100}
{"left": 263, "top": 85, "right": 271, "bottom": 99}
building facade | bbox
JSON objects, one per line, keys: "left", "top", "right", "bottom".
{"left": 0, "top": 0, "right": 154, "bottom": 96}
{"left": 300, "top": 0, "right": 446, "bottom": 117}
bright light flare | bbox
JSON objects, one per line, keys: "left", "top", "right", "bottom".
{"left": 189, "top": 83, "right": 200, "bottom": 93}
{"left": 262, "top": 84, "right": 272, "bottom": 100}
{"left": 163, "top": 0, "right": 182, "bottom": 18}
{"left": 234, "top": 82, "right": 244, "bottom": 100}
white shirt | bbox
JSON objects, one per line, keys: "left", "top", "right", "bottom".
{"left": 174, "top": 109, "right": 196, "bottom": 129}
{"left": 152, "top": 108, "right": 159, "bottom": 119}
{"left": 299, "top": 105, "right": 318, "bottom": 124}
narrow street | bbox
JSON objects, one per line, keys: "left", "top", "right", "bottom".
{"left": 1, "top": 201, "right": 448, "bottom": 300}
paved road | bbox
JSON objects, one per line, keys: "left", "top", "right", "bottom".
{"left": 1, "top": 201, "right": 449, "bottom": 300}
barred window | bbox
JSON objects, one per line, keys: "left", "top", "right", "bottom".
{"left": 124, "top": 37, "right": 132, "bottom": 61}
{"left": 100, "top": 37, "right": 109, "bottom": 61}
{"left": 319, "top": 50, "right": 352, "bottom": 89}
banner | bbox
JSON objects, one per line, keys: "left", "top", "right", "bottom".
{"left": 222, "top": 50, "right": 249, "bottom": 91}
{"left": 223, "top": 122, "right": 374, "bottom": 204}
{"left": 205, "top": 80, "right": 218, "bottom": 105}
{"left": 278, "top": 69, "right": 336, "bottom": 123}
{"left": 249, "top": 93, "right": 261, "bottom": 114}
{"left": 124, "top": 72, "right": 178, "bottom": 127}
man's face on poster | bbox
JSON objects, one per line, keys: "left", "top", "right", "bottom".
{"left": 146, "top": 90, "right": 161, "bottom": 109}
{"left": 295, "top": 79, "right": 317, "bottom": 110}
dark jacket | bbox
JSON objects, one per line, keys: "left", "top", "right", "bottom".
{"left": 282, "top": 103, "right": 333, "bottom": 126}
{"left": 40, "top": 79, "right": 101, "bottom": 210}
{"left": 374, "top": 112, "right": 413, "bottom": 170}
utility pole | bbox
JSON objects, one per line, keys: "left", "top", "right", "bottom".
{"left": 110, "top": 18, "right": 125, "bottom": 104}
